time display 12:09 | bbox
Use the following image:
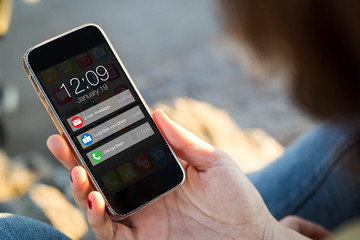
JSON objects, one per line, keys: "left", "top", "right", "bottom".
{"left": 59, "top": 65, "right": 109, "bottom": 97}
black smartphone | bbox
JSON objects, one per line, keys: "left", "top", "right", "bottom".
{"left": 22, "top": 24, "right": 185, "bottom": 220}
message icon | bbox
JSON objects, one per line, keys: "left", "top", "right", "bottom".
{"left": 81, "top": 133, "right": 93, "bottom": 146}
{"left": 71, "top": 116, "right": 83, "bottom": 128}
{"left": 149, "top": 146, "right": 168, "bottom": 165}
{"left": 53, "top": 87, "right": 73, "bottom": 105}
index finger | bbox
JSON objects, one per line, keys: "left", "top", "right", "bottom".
{"left": 47, "top": 134, "right": 78, "bottom": 169}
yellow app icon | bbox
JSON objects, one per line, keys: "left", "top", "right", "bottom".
{"left": 41, "top": 66, "right": 60, "bottom": 84}
{"left": 101, "top": 171, "right": 122, "bottom": 192}
{"left": 58, "top": 59, "right": 77, "bottom": 76}
{"left": 118, "top": 162, "right": 138, "bottom": 183}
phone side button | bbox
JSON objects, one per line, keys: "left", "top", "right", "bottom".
{"left": 38, "top": 94, "right": 52, "bottom": 114}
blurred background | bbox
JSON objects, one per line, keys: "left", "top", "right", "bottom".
{"left": 0, "top": 0, "right": 312, "bottom": 239}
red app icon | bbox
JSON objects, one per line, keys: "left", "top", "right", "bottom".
{"left": 75, "top": 52, "right": 93, "bottom": 68}
{"left": 71, "top": 116, "right": 83, "bottom": 128}
{"left": 133, "top": 154, "right": 154, "bottom": 174}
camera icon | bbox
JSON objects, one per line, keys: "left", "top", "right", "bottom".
{"left": 91, "top": 45, "right": 108, "bottom": 60}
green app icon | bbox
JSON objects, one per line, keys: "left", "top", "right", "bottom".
{"left": 91, "top": 150, "right": 103, "bottom": 162}
{"left": 101, "top": 171, "right": 122, "bottom": 191}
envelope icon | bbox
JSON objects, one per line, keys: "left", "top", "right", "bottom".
{"left": 72, "top": 118, "right": 82, "bottom": 126}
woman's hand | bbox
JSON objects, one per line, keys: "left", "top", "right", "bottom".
{"left": 47, "top": 109, "right": 311, "bottom": 240}
{"left": 280, "top": 216, "right": 330, "bottom": 240}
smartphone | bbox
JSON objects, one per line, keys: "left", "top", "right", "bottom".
{"left": 22, "top": 24, "right": 185, "bottom": 220}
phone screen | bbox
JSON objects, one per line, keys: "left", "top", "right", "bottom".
{"left": 25, "top": 25, "right": 184, "bottom": 216}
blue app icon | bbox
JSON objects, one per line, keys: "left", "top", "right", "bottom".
{"left": 81, "top": 133, "right": 93, "bottom": 146}
{"left": 149, "top": 146, "right": 168, "bottom": 165}
{"left": 90, "top": 45, "right": 108, "bottom": 60}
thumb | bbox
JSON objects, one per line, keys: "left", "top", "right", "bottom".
{"left": 280, "top": 216, "right": 330, "bottom": 240}
{"left": 152, "top": 109, "right": 226, "bottom": 171}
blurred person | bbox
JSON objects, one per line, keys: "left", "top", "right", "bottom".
{"left": 1, "top": 0, "right": 360, "bottom": 240}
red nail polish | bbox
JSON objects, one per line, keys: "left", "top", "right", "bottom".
{"left": 70, "top": 167, "right": 75, "bottom": 183}
{"left": 164, "top": 110, "right": 172, "bottom": 120}
{"left": 87, "top": 196, "right": 92, "bottom": 210}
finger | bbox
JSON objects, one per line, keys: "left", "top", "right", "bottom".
{"left": 47, "top": 134, "right": 77, "bottom": 169}
{"left": 70, "top": 166, "right": 93, "bottom": 213}
{"left": 280, "top": 216, "right": 330, "bottom": 240}
{"left": 87, "top": 191, "right": 133, "bottom": 240}
{"left": 152, "top": 109, "right": 225, "bottom": 170}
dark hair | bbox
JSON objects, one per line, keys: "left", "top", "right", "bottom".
{"left": 221, "top": 0, "right": 360, "bottom": 119}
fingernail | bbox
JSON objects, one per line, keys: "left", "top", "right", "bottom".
{"left": 87, "top": 196, "right": 92, "bottom": 210}
{"left": 70, "top": 167, "right": 75, "bottom": 183}
{"left": 164, "top": 110, "right": 172, "bottom": 120}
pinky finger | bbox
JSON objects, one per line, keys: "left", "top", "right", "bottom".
{"left": 87, "top": 191, "right": 114, "bottom": 240}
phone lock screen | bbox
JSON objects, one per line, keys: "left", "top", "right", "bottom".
{"left": 23, "top": 24, "right": 185, "bottom": 218}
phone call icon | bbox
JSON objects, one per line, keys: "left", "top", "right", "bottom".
{"left": 90, "top": 150, "right": 103, "bottom": 163}
{"left": 101, "top": 171, "right": 122, "bottom": 191}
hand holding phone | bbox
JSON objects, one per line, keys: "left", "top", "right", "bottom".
{"left": 23, "top": 24, "right": 185, "bottom": 219}
{"left": 48, "top": 109, "right": 276, "bottom": 240}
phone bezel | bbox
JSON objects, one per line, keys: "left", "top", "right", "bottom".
{"left": 22, "top": 23, "right": 185, "bottom": 220}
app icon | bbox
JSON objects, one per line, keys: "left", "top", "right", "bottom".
{"left": 90, "top": 150, "right": 103, "bottom": 163}
{"left": 75, "top": 52, "right": 93, "bottom": 68}
{"left": 58, "top": 59, "right": 77, "bottom": 76}
{"left": 118, "top": 162, "right": 137, "bottom": 183}
{"left": 133, "top": 154, "right": 154, "bottom": 173}
{"left": 53, "top": 87, "right": 73, "bottom": 105}
{"left": 81, "top": 133, "right": 93, "bottom": 146}
{"left": 149, "top": 146, "right": 169, "bottom": 165}
{"left": 71, "top": 116, "right": 83, "bottom": 128}
{"left": 104, "top": 64, "right": 120, "bottom": 81}
{"left": 101, "top": 171, "right": 122, "bottom": 191}
{"left": 90, "top": 45, "right": 108, "bottom": 60}
{"left": 42, "top": 67, "right": 60, "bottom": 84}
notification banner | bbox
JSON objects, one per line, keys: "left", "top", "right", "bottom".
{"left": 87, "top": 122, "right": 155, "bottom": 166}
{"left": 67, "top": 89, "right": 135, "bottom": 131}
{"left": 76, "top": 105, "right": 145, "bottom": 148}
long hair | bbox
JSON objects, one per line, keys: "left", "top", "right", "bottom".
{"left": 221, "top": 0, "right": 360, "bottom": 119}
